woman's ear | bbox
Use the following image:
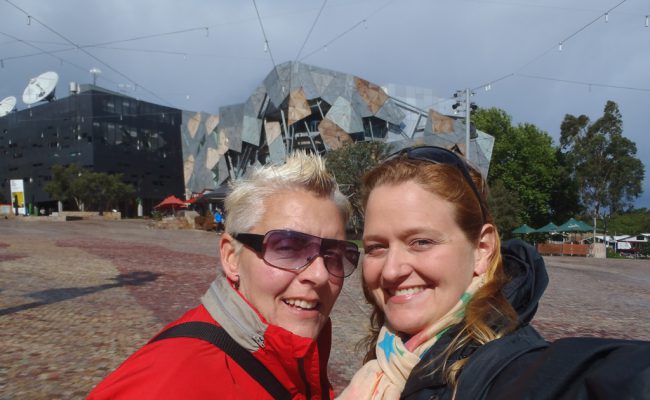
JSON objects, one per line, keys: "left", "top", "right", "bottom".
{"left": 474, "top": 223, "right": 497, "bottom": 276}
{"left": 219, "top": 233, "right": 240, "bottom": 281}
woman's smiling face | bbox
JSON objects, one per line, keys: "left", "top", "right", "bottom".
{"left": 224, "top": 189, "right": 346, "bottom": 339}
{"left": 362, "top": 180, "right": 484, "bottom": 335}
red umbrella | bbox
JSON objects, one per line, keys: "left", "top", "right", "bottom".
{"left": 185, "top": 195, "right": 201, "bottom": 205}
{"left": 154, "top": 195, "right": 187, "bottom": 210}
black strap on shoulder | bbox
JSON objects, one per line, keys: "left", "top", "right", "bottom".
{"left": 149, "top": 321, "right": 292, "bottom": 400}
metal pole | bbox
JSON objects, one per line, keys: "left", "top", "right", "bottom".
{"left": 465, "top": 88, "right": 470, "bottom": 160}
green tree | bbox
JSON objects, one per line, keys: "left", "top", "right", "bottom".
{"left": 487, "top": 179, "right": 524, "bottom": 239}
{"left": 44, "top": 164, "right": 82, "bottom": 208}
{"left": 326, "top": 141, "right": 390, "bottom": 235}
{"left": 474, "top": 107, "right": 570, "bottom": 226}
{"left": 45, "top": 164, "right": 135, "bottom": 211}
{"left": 560, "top": 100, "right": 644, "bottom": 233}
{"left": 548, "top": 149, "right": 583, "bottom": 223}
{"left": 607, "top": 208, "right": 650, "bottom": 235}
{"left": 71, "top": 171, "right": 134, "bottom": 212}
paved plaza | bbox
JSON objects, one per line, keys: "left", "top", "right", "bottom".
{"left": 1, "top": 218, "right": 649, "bottom": 399}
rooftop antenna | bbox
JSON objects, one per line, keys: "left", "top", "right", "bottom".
{"left": 22, "top": 71, "right": 58, "bottom": 105}
{"left": 0, "top": 96, "right": 17, "bottom": 117}
{"left": 90, "top": 67, "right": 102, "bottom": 86}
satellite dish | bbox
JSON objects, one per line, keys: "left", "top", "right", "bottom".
{"left": 0, "top": 96, "right": 17, "bottom": 117}
{"left": 22, "top": 71, "right": 59, "bottom": 105}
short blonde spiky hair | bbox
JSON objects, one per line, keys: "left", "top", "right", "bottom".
{"left": 224, "top": 151, "right": 351, "bottom": 237}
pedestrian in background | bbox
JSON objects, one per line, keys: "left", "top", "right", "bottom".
{"left": 214, "top": 207, "right": 224, "bottom": 233}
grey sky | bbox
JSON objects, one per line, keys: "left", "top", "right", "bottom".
{"left": 2, "top": 0, "right": 649, "bottom": 208}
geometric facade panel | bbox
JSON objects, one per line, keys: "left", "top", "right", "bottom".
{"left": 202, "top": 61, "right": 494, "bottom": 189}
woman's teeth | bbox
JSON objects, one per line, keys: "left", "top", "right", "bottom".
{"left": 393, "top": 286, "right": 425, "bottom": 296}
{"left": 283, "top": 298, "right": 317, "bottom": 310}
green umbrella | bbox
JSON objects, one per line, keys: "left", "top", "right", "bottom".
{"left": 535, "top": 222, "right": 559, "bottom": 233}
{"left": 557, "top": 218, "right": 593, "bottom": 232}
{"left": 512, "top": 224, "right": 536, "bottom": 235}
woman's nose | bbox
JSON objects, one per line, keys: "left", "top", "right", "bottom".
{"left": 380, "top": 248, "right": 412, "bottom": 282}
{"left": 299, "top": 254, "right": 330, "bottom": 285}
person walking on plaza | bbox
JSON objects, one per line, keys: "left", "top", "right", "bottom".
{"left": 338, "top": 145, "right": 650, "bottom": 400}
{"left": 214, "top": 207, "right": 224, "bottom": 233}
{"left": 88, "top": 151, "right": 360, "bottom": 399}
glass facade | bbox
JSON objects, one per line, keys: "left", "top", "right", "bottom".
{"left": 0, "top": 87, "right": 184, "bottom": 216}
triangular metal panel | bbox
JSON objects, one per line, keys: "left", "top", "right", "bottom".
{"left": 241, "top": 115, "right": 262, "bottom": 145}
{"left": 325, "top": 96, "right": 363, "bottom": 133}
{"left": 264, "top": 64, "right": 292, "bottom": 108}
{"left": 287, "top": 88, "right": 312, "bottom": 126}
{"left": 217, "top": 103, "right": 244, "bottom": 152}
{"left": 290, "top": 63, "right": 319, "bottom": 100}
{"left": 296, "top": 67, "right": 319, "bottom": 100}
{"left": 321, "top": 74, "right": 354, "bottom": 105}
{"left": 375, "top": 99, "right": 406, "bottom": 125}
{"left": 310, "top": 70, "right": 335, "bottom": 98}
{"left": 244, "top": 84, "right": 267, "bottom": 117}
{"left": 265, "top": 120, "right": 286, "bottom": 163}
{"left": 424, "top": 109, "right": 456, "bottom": 135}
{"left": 350, "top": 91, "right": 373, "bottom": 118}
{"left": 213, "top": 157, "right": 230, "bottom": 185}
{"left": 318, "top": 117, "right": 353, "bottom": 150}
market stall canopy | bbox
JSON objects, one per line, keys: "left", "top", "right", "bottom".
{"left": 512, "top": 224, "right": 536, "bottom": 235}
{"left": 557, "top": 218, "right": 593, "bottom": 232}
{"left": 535, "top": 222, "right": 560, "bottom": 233}
{"left": 154, "top": 195, "right": 187, "bottom": 209}
{"left": 196, "top": 185, "right": 231, "bottom": 203}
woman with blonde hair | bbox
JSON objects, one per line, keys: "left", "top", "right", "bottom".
{"left": 89, "top": 151, "right": 359, "bottom": 399}
{"left": 339, "top": 145, "right": 650, "bottom": 400}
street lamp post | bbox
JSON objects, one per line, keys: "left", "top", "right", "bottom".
{"left": 452, "top": 89, "right": 476, "bottom": 161}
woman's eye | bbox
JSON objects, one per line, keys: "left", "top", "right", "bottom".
{"left": 410, "top": 239, "right": 433, "bottom": 248}
{"left": 364, "top": 244, "right": 385, "bottom": 255}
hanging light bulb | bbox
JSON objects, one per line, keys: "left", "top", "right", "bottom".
{"left": 484, "top": 84, "right": 492, "bottom": 91}
{"left": 604, "top": 13, "right": 609, "bottom": 23}
{"left": 27, "top": 15, "right": 31, "bottom": 25}
{"left": 324, "top": 45, "right": 328, "bottom": 52}
{"left": 363, "top": 19, "right": 368, "bottom": 29}
{"left": 646, "top": 15, "right": 649, "bottom": 28}
{"left": 264, "top": 42, "right": 268, "bottom": 52}
{"left": 205, "top": 27, "right": 209, "bottom": 37}
{"left": 558, "top": 42, "right": 563, "bottom": 51}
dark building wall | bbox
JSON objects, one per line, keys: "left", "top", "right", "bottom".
{"left": 0, "top": 88, "right": 184, "bottom": 215}
{"left": 89, "top": 92, "right": 184, "bottom": 202}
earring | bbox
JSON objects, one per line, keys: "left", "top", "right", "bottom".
{"left": 233, "top": 274, "right": 240, "bottom": 290}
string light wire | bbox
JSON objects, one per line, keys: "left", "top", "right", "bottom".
{"left": 300, "top": 0, "right": 395, "bottom": 60}
{"left": 516, "top": 73, "right": 650, "bottom": 93}
{"left": 3, "top": 0, "right": 173, "bottom": 106}
{"left": 295, "top": 0, "right": 328, "bottom": 61}
{"left": 473, "top": 0, "right": 629, "bottom": 92}
{"left": 252, "top": 0, "right": 277, "bottom": 69}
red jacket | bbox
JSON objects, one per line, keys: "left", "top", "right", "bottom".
{"left": 87, "top": 277, "right": 334, "bottom": 399}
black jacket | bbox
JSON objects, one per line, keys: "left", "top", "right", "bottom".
{"left": 401, "top": 239, "right": 650, "bottom": 400}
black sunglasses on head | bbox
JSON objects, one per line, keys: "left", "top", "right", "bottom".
{"left": 387, "top": 145, "right": 488, "bottom": 223}
{"left": 234, "top": 229, "right": 360, "bottom": 278}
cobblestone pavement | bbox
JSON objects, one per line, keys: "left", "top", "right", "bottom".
{"left": 1, "top": 218, "right": 649, "bottom": 399}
